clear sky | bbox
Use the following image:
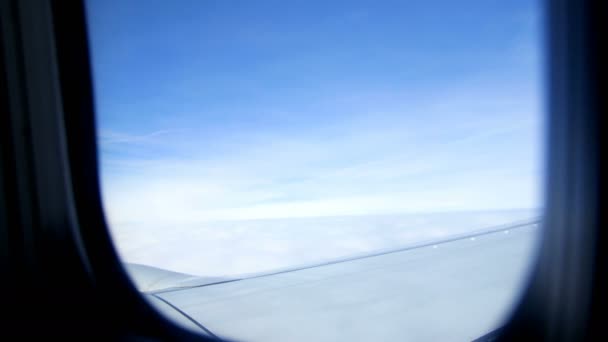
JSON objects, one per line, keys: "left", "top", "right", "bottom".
{"left": 86, "top": 0, "right": 543, "bottom": 226}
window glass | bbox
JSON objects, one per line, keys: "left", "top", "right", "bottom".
{"left": 86, "top": 1, "right": 544, "bottom": 340}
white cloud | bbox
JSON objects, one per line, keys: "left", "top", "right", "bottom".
{"left": 109, "top": 209, "right": 540, "bottom": 277}
{"left": 97, "top": 67, "right": 543, "bottom": 277}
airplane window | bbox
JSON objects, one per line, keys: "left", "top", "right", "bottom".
{"left": 85, "top": 0, "right": 544, "bottom": 341}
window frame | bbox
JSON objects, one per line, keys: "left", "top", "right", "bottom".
{"left": 1, "top": 0, "right": 606, "bottom": 340}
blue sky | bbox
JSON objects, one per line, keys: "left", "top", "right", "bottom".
{"left": 86, "top": 0, "right": 543, "bottom": 225}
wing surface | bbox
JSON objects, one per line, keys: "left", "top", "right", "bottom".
{"left": 140, "top": 221, "right": 539, "bottom": 341}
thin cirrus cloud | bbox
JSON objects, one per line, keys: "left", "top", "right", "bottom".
{"left": 99, "top": 75, "right": 542, "bottom": 225}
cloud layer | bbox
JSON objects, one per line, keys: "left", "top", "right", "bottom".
{"left": 109, "top": 209, "right": 539, "bottom": 277}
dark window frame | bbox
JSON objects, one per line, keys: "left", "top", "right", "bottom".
{"left": 1, "top": 0, "right": 605, "bottom": 340}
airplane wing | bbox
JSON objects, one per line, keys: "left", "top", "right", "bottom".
{"left": 128, "top": 220, "right": 539, "bottom": 342}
